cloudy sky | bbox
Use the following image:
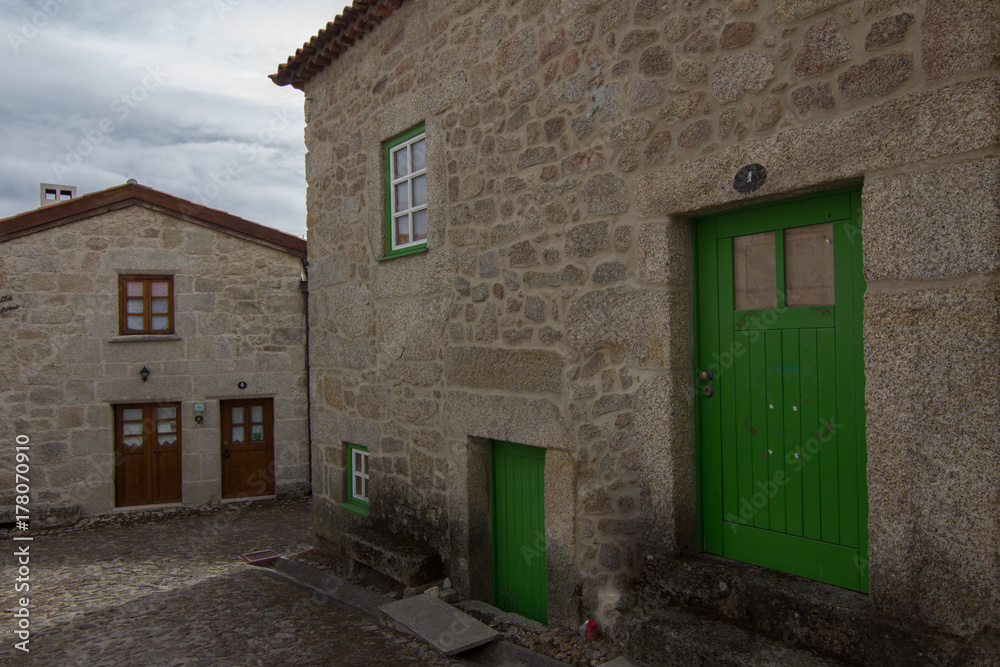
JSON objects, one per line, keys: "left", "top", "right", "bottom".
{"left": 0, "top": 0, "right": 348, "bottom": 237}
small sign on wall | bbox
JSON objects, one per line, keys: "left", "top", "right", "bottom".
{"left": 734, "top": 164, "right": 767, "bottom": 194}
{"left": 0, "top": 294, "right": 21, "bottom": 314}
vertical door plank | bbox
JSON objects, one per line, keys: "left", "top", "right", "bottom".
{"left": 817, "top": 328, "right": 840, "bottom": 544}
{"left": 800, "top": 330, "right": 822, "bottom": 541}
{"left": 782, "top": 329, "right": 803, "bottom": 537}
{"left": 764, "top": 329, "right": 785, "bottom": 533}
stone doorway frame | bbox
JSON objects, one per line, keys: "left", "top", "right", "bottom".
{"left": 448, "top": 435, "right": 578, "bottom": 627}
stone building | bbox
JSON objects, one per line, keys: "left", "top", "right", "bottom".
{"left": 0, "top": 182, "right": 309, "bottom": 520}
{"left": 271, "top": 0, "right": 998, "bottom": 657}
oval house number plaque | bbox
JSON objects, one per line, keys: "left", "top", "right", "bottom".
{"left": 734, "top": 163, "right": 767, "bottom": 194}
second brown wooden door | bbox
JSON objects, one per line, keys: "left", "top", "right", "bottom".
{"left": 220, "top": 398, "right": 275, "bottom": 498}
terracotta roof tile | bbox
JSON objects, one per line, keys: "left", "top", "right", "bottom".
{"left": 0, "top": 183, "right": 307, "bottom": 260}
{"left": 271, "top": 0, "right": 405, "bottom": 90}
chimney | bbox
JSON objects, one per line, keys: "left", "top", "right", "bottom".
{"left": 40, "top": 183, "right": 76, "bottom": 207}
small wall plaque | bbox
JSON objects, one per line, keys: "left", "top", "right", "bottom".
{"left": 238, "top": 381, "right": 248, "bottom": 390}
{"left": 734, "top": 164, "right": 767, "bottom": 193}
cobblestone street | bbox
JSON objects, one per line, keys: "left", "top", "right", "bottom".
{"left": 1, "top": 499, "right": 458, "bottom": 666}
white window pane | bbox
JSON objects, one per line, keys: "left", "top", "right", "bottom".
{"left": 126, "top": 281, "right": 143, "bottom": 297}
{"left": 412, "top": 210, "right": 427, "bottom": 241}
{"left": 393, "top": 147, "right": 408, "bottom": 177}
{"left": 157, "top": 421, "right": 175, "bottom": 433}
{"left": 411, "top": 138, "right": 426, "bottom": 171}
{"left": 412, "top": 174, "right": 426, "bottom": 206}
{"left": 251, "top": 425, "right": 264, "bottom": 441}
{"left": 354, "top": 475, "right": 364, "bottom": 498}
{"left": 231, "top": 407, "right": 244, "bottom": 423}
{"left": 151, "top": 299, "right": 168, "bottom": 314}
{"left": 156, "top": 407, "right": 176, "bottom": 419}
{"left": 395, "top": 215, "right": 410, "bottom": 246}
{"left": 232, "top": 426, "right": 244, "bottom": 442}
{"left": 151, "top": 315, "right": 169, "bottom": 330}
{"left": 251, "top": 405, "right": 263, "bottom": 422}
{"left": 123, "top": 422, "right": 142, "bottom": 435}
{"left": 361, "top": 452, "right": 368, "bottom": 475}
{"left": 126, "top": 298, "right": 144, "bottom": 314}
{"left": 150, "top": 281, "right": 169, "bottom": 297}
{"left": 123, "top": 436, "right": 143, "bottom": 448}
{"left": 157, "top": 436, "right": 176, "bottom": 446}
{"left": 122, "top": 408, "right": 143, "bottom": 421}
{"left": 127, "top": 315, "right": 143, "bottom": 329}
{"left": 394, "top": 182, "right": 409, "bottom": 211}
{"left": 360, "top": 478, "right": 367, "bottom": 501}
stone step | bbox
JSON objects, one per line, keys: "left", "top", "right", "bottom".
{"left": 343, "top": 525, "right": 443, "bottom": 586}
{"left": 631, "top": 554, "right": 995, "bottom": 666}
{"left": 379, "top": 593, "right": 500, "bottom": 656}
{"left": 629, "top": 607, "right": 847, "bottom": 666}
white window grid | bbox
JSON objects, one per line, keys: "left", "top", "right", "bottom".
{"left": 389, "top": 132, "right": 427, "bottom": 251}
{"left": 352, "top": 449, "right": 369, "bottom": 503}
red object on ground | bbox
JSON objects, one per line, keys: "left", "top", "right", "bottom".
{"left": 586, "top": 619, "right": 597, "bottom": 641}
{"left": 241, "top": 550, "right": 280, "bottom": 565}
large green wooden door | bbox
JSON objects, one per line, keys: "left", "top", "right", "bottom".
{"left": 492, "top": 440, "right": 547, "bottom": 624}
{"left": 696, "top": 190, "right": 868, "bottom": 591}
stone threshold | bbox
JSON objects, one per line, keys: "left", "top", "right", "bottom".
{"left": 221, "top": 495, "right": 276, "bottom": 504}
{"left": 112, "top": 502, "right": 184, "bottom": 512}
{"left": 630, "top": 554, "right": 997, "bottom": 666}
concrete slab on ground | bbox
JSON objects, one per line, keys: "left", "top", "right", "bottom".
{"left": 270, "top": 556, "right": 391, "bottom": 621}
{"left": 600, "top": 657, "right": 648, "bottom": 667}
{"left": 380, "top": 593, "right": 501, "bottom": 656}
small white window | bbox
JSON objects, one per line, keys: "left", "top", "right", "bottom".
{"left": 349, "top": 444, "right": 369, "bottom": 505}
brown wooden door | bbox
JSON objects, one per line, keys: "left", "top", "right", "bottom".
{"left": 114, "top": 403, "right": 182, "bottom": 507}
{"left": 221, "top": 398, "right": 275, "bottom": 498}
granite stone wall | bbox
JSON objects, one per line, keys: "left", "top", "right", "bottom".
{"left": 0, "top": 205, "right": 309, "bottom": 516}
{"left": 299, "top": 0, "right": 999, "bottom": 636}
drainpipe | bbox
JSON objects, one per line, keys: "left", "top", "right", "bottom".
{"left": 300, "top": 261, "right": 313, "bottom": 497}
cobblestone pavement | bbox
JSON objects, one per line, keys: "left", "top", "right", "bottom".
{"left": 1, "top": 498, "right": 459, "bottom": 666}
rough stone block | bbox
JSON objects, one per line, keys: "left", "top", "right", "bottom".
{"left": 443, "top": 391, "right": 570, "bottom": 448}
{"left": 713, "top": 53, "right": 775, "bottom": 104}
{"left": 792, "top": 17, "right": 852, "bottom": 77}
{"left": 865, "top": 12, "right": 914, "bottom": 51}
{"left": 769, "top": 0, "right": 849, "bottom": 22}
{"left": 445, "top": 347, "right": 564, "bottom": 394}
{"left": 922, "top": 0, "right": 1000, "bottom": 81}
{"left": 343, "top": 526, "right": 444, "bottom": 587}
{"left": 637, "top": 78, "right": 1000, "bottom": 217}
{"left": 376, "top": 294, "right": 451, "bottom": 361}
{"left": 865, "top": 284, "right": 1000, "bottom": 637}
{"left": 791, "top": 82, "right": 836, "bottom": 113}
{"left": 863, "top": 158, "right": 1000, "bottom": 281}
{"left": 566, "top": 287, "right": 689, "bottom": 368}
{"left": 634, "top": 373, "right": 697, "bottom": 555}
{"left": 837, "top": 52, "right": 913, "bottom": 100}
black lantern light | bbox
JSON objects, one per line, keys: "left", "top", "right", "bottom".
{"left": 139, "top": 366, "right": 150, "bottom": 382}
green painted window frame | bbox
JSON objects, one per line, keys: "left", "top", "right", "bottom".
{"left": 379, "top": 123, "right": 428, "bottom": 260}
{"left": 340, "top": 443, "right": 370, "bottom": 516}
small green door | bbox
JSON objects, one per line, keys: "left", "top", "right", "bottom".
{"left": 492, "top": 440, "right": 548, "bottom": 624}
{"left": 696, "top": 190, "right": 868, "bottom": 591}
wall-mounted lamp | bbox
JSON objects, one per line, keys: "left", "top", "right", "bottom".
{"left": 139, "top": 366, "right": 150, "bottom": 382}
